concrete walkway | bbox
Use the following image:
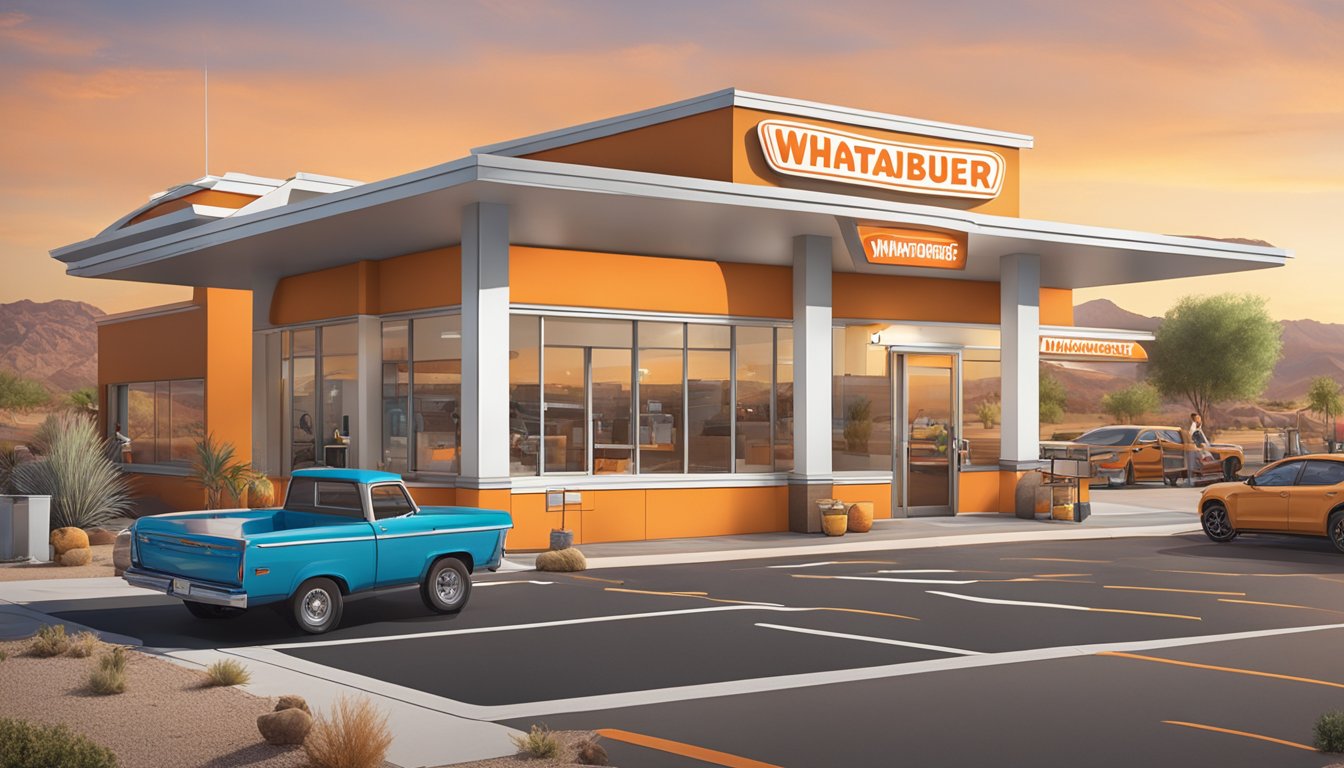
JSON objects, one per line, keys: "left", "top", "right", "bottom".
{"left": 511, "top": 485, "right": 1204, "bottom": 569}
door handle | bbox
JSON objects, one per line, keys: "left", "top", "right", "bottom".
{"left": 1327, "top": 492, "right": 1338, "bottom": 497}
{"left": 379, "top": 526, "right": 388, "bottom": 532}
{"left": 1279, "top": 492, "right": 1289, "bottom": 498}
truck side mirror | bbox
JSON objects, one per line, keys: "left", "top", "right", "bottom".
{"left": 1245, "top": 474, "right": 1256, "bottom": 487}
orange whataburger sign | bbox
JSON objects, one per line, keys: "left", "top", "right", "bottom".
{"left": 1039, "top": 336, "right": 1149, "bottom": 361}
{"left": 857, "top": 226, "right": 967, "bottom": 269}
{"left": 757, "top": 120, "right": 1005, "bottom": 199}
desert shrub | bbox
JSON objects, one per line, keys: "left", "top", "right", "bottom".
{"left": 304, "top": 695, "right": 393, "bottom": 768}
{"left": 0, "top": 718, "right": 117, "bottom": 768}
{"left": 511, "top": 724, "right": 560, "bottom": 759}
{"left": 28, "top": 625, "right": 69, "bottom": 657}
{"left": 10, "top": 412, "right": 130, "bottom": 529}
{"left": 0, "top": 650, "right": 8, "bottom": 662}
{"left": 1315, "top": 710, "right": 1344, "bottom": 752}
{"left": 88, "top": 646, "right": 128, "bottom": 695}
{"left": 576, "top": 737, "right": 608, "bottom": 765}
{"left": 66, "top": 631, "right": 99, "bottom": 658}
{"left": 1040, "top": 367, "right": 1067, "bottom": 424}
{"left": 976, "top": 400, "right": 1000, "bottom": 429}
{"left": 535, "top": 548, "right": 587, "bottom": 572}
{"left": 205, "top": 658, "right": 251, "bottom": 687}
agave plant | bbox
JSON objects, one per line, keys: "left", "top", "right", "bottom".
{"left": 10, "top": 412, "right": 131, "bottom": 529}
{"left": 192, "top": 434, "right": 274, "bottom": 509}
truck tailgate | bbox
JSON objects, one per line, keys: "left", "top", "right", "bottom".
{"left": 135, "top": 519, "right": 245, "bottom": 586}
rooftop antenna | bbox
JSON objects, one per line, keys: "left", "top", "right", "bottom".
{"left": 203, "top": 43, "right": 210, "bottom": 178}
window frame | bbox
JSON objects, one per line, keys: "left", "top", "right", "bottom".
{"left": 369, "top": 482, "right": 418, "bottom": 520}
{"left": 1297, "top": 460, "right": 1344, "bottom": 487}
{"left": 1254, "top": 460, "right": 1305, "bottom": 487}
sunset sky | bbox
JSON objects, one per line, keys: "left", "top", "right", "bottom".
{"left": 2, "top": 1, "right": 1340, "bottom": 320}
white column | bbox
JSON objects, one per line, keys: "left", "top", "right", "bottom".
{"left": 1000, "top": 253, "right": 1041, "bottom": 469}
{"left": 790, "top": 234, "right": 833, "bottom": 532}
{"left": 354, "top": 315, "right": 382, "bottom": 470}
{"left": 250, "top": 283, "right": 278, "bottom": 476}
{"left": 460, "top": 202, "right": 511, "bottom": 487}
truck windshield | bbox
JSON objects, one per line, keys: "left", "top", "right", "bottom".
{"left": 284, "top": 478, "right": 365, "bottom": 519}
{"left": 1075, "top": 428, "right": 1140, "bottom": 447}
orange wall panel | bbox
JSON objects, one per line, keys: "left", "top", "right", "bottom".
{"left": 270, "top": 262, "right": 374, "bottom": 325}
{"left": 378, "top": 247, "right": 462, "bottom": 313}
{"left": 579, "top": 489, "right": 647, "bottom": 544}
{"left": 1041, "top": 288, "right": 1074, "bottom": 326}
{"left": 128, "top": 474, "right": 206, "bottom": 511}
{"left": 832, "top": 484, "right": 892, "bottom": 519}
{"left": 731, "top": 107, "right": 1021, "bottom": 217}
{"left": 511, "top": 247, "right": 792, "bottom": 318}
{"left": 523, "top": 108, "right": 734, "bottom": 182}
{"left": 958, "top": 471, "right": 1003, "bottom": 514}
{"left": 202, "top": 288, "right": 252, "bottom": 462}
{"left": 836, "top": 274, "right": 1074, "bottom": 327}
{"left": 506, "top": 493, "right": 552, "bottom": 551}
{"left": 99, "top": 308, "right": 207, "bottom": 385}
{"left": 645, "top": 486, "right": 787, "bottom": 540}
{"left": 125, "top": 190, "right": 257, "bottom": 228}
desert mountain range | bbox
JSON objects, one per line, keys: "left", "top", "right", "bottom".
{"left": 0, "top": 298, "right": 1340, "bottom": 404}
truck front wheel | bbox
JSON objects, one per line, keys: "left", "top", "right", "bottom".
{"left": 422, "top": 557, "right": 471, "bottom": 614}
{"left": 290, "top": 577, "right": 343, "bottom": 634}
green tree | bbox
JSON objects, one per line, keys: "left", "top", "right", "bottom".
{"left": 0, "top": 372, "right": 49, "bottom": 411}
{"left": 65, "top": 387, "right": 98, "bottom": 417}
{"left": 1306, "top": 376, "right": 1342, "bottom": 433}
{"left": 1040, "top": 366, "right": 1067, "bottom": 424}
{"left": 1101, "top": 382, "right": 1161, "bottom": 423}
{"left": 1148, "top": 294, "right": 1282, "bottom": 434}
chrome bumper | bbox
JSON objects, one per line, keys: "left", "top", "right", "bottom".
{"left": 124, "top": 566, "right": 248, "bottom": 609}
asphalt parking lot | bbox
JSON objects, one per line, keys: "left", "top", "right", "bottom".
{"left": 41, "top": 530, "right": 1344, "bottom": 767}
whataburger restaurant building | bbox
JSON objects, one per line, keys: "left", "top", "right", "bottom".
{"left": 53, "top": 89, "right": 1290, "bottom": 549}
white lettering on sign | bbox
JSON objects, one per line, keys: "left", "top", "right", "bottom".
{"left": 757, "top": 119, "right": 1005, "bottom": 199}
{"left": 1039, "top": 337, "right": 1141, "bottom": 360}
{"left": 857, "top": 226, "right": 967, "bottom": 270}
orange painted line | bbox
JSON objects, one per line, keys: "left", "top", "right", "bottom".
{"left": 1100, "top": 651, "right": 1344, "bottom": 690}
{"left": 1103, "top": 585, "right": 1245, "bottom": 596}
{"left": 1088, "top": 607, "right": 1201, "bottom": 621}
{"left": 1032, "top": 573, "right": 1092, "bottom": 578}
{"left": 596, "top": 728, "right": 784, "bottom": 768}
{"left": 569, "top": 574, "right": 624, "bottom": 585}
{"left": 1218, "top": 598, "right": 1344, "bottom": 615}
{"left": 1161, "top": 720, "right": 1315, "bottom": 752}
{"left": 810, "top": 606, "right": 919, "bottom": 622}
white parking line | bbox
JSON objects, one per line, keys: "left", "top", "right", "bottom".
{"left": 928, "top": 591, "right": 1090, "bottom": 612}
{"left": 755, "top": 623, "right": 981, "bottom": 656}
{"left": 797, "top": 574, "right": 984, "bottom": 585}
{"left": 473, "top": 580, "right": 554, "bottom": 587}
{"left": 876, "top": 570, "right": 961, "bottom": 574}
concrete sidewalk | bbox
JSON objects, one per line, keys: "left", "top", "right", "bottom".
{"left": 510, "top": 485, "right": 1204, "bottom": 570}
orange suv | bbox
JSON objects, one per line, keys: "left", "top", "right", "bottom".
{"left": 1199, "top": 454, "right": 1344, "bottom": 552}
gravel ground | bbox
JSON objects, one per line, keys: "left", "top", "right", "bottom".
{"left": 437, "top": 730, "right": 610, "bottom": 767}
{"left": 0, "top": 544, "right": 115, "bottom": 581}
{"left": 0, "top": 637, "right": 308, "bottom": 768}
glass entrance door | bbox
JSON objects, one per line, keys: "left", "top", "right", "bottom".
{"left": 892, "top": 352, "right": 958, "bottom": 517}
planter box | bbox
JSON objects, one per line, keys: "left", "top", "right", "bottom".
{"left": 0, "top": 495, "right": 52, "bottom": 562}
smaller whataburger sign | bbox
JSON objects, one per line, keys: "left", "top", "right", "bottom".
{"left": 757, "top": 120, "right": 1005, "bottom": 199}
{"left": 1039, "top": 336, "right": 1148, "bottom": 361}
{"left": 857, "top": 226, "right": 967, "bottom": 270}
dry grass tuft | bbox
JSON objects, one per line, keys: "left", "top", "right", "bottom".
{"left": 88, "top": 645, "right": 129, "bottom": 694}
{"left": 29, "top": 624, "right": 69, "bottom": 657}
{"left": 535, "top": 547, "right": 587, "bottom": 572}
{"left": 204, "top": 658, "right": 251, "bottom": 687}
{"left": 66, "top": 631, "right": 99, "bottom": 658}
{"left": 304, "top": 694, "right": 393, "bottom": 768}
{"left": 511, "top": 723, "right": 561, "bottom": 759}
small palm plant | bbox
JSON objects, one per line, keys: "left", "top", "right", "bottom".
{"left": 192, "top": 434, "right": 274, "bottom": 509}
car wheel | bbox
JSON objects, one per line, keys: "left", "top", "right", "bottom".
{"left": 1201, "top": 501, "right": 1238, "bottom": 543}
{"left": 183, "top": 601, "right": 245, "bottom": 620}
{"left": 1330, "top": 511, "right": 1344, "bottom": 555}
{"left": 1223, "top": 457, "right": 1242, "bottom": 482}
{"left": 1124, "top": 462, "right": 1135, "bottom": 486}
{"left": 421, "top": 557, "right": 472, "bottom": 614}
{"left": 289, "top": 577, "right": 343, "bottom": 634}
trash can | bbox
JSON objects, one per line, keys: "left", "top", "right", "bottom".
{"left": 0, "top": 495, "right": 51, "bottom": 562}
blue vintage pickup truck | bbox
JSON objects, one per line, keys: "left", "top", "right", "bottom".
{"left": 123, "top": 468, "right": 512, "bottom": 634}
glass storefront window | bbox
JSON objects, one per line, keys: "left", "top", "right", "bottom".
{"left": 833, "top": 326, "right": 893, "bottom": 472}
{"left": 113, "top": 379, "right": 204, "bottom": 465}
{"left": 509, "top": 315, "right": 540, "bottom": 476}
{"left": 638, "top": 322, "right": 684, "bottom": 474}
{"left": 381, "top": 322, "right": 410, "bottom": 473}
{"left": 774, "top": 327, "right": 794, "bottom": 472}
{"left": 168, "top": 380, "right": 204, "bottom": 463}
{"left": 543, "top": 346, "right": 586, "bottom": 472}
{"left": 320, "top": 323, "right": 358, "bottom": 468}
{"left": 962, "top": 358, "right": 1001, "bottom": 468}
{"left": 591, "top": 348, "right": 632, "bottom": 474}
{"left": 412, "top": 315, "right": 462, "bottom": 474}
{"left": 736, "top": 326, "right": 773, "bottom": 472}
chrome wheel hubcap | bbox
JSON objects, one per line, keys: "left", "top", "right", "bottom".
{"left": 435, "top": 568, "right": 463, "bottom": 605}
{"left": 1206, "top": 508, "right": 1231, "bottom": 538}
{"left": 1333, "top": 518, "right": 1344, "bottom": 546}
{"left": 301, "top": 589, "right": 331, "bottom": 624}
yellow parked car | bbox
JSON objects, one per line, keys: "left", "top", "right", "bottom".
{"left": 1199, "top": 454, "right": 1344, "bottom": 552}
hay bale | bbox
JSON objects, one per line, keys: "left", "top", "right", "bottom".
{"left": 50, "top": 527, "right": 89, "bottom": 555}
{"left": 535, "top": 548, "right": 587, "bottom": 572}
{"left": 60, "top": 548, "right": 93, "bottom": 567}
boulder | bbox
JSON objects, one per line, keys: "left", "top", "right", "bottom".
{"left": 257, "top": 707, "right": 312, "bottom": 745}
{"left": 85, "top": 528, "right": 117, "bottom": 546}
{"left": 274, "top": 695, "right": 310, "bottom": 714}
{"left": 50, "top": 527, "right": 89, "bottom": 555}
{"left": 112, "top": 531, "right": 131, "bottom": 576}
{"left": 60, "top": 548, "right": 92, "bottom": 567}
{"left": 577, "top": 739, "right": 609, "bottom": 765}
